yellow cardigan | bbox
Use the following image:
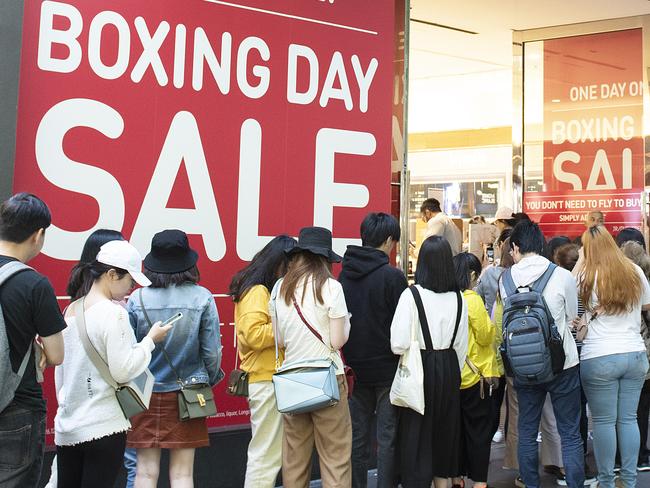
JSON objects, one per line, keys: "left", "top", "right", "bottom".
{"left": 234, "top": 285, "right": 283, "bottom": 383}
{"left": 461, "top": 290, "right": 500, "bottom": 389}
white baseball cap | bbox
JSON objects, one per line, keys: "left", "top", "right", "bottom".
{"left": 96, "top": 240, "right": 152, "bottom": 287}
{"left": 494, "top": 207, "right": 514, "bottom": 221}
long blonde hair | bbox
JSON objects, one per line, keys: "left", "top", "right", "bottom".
{"left": 580, "top": 225, "right": 641, "bottom": 314}
{"left": 280, "top": 251, "right": 332, "bottom": 306}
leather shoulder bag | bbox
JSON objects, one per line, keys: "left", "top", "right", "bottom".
{"left": 139, "top": 290, "right": 217, "bottom": 421}
{"left": 271, "top": 279, "right": 340, "bottom": 415}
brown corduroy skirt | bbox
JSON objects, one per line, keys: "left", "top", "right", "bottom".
{"left": 127, "top": 392, "right": 209, "bottom": 449}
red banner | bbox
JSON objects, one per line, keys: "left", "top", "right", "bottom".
{"left": 12, "top": 0, "right": 396, "bottom": 442}
{"left": 524, "top": 29, "right": 644, "bottom": 237}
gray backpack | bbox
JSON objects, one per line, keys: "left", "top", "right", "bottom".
{"left": 0, "top": 261, "right": 33, "bottom": 412}
{"left": 500, "top": 263, "right": 566, "bottom": 384}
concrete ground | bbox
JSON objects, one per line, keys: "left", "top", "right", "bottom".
{"left": 308, "top": 437, "right": 650, "bottom": 487}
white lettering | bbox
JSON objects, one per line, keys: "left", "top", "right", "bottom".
{"left": 130, "top": 17, "right": 170, "bottom": 85}
{"left": 236, "top": 37, "right": 270, "bottom": 99}
{"left": 192, "top": 29, "right": 231, "bottom": 93}
{"left": 37, "top": 1, "right": 83, "bottom": 73}
{"left": 88, "top": 11, "right": 130, "bottom": 80}
{"left": 287, "top": 44, "right": 319, "bottom": 105}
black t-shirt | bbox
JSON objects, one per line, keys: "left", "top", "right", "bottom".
{"left": 0, "top": 256, "right": 67, "bottom": 413}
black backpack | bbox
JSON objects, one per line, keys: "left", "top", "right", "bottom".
{"left": 500, "top": 263, "right": 566, "bottom": 384}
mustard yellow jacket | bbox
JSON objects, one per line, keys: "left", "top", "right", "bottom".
{"left": 234, "top": 285, "right": 283, "bottom": 383}
{"left": 461, "top": 290, "right": 500, "bottom": 389}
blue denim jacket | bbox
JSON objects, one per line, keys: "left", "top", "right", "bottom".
{"left": 127, "top": 284, "right": 223, "bottom": 392}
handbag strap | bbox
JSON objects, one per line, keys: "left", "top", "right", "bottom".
{"left": 271, "top": 279, "right": 283, "bottom": 369}
{"left": 409, "top": 286, "right": 434, "bottom": 351}
{"left": 74, "top": 298, "right": 119, "bottom": 390}
{"left": 450, "top": 291, "right": 462, "bottom": 349}
{"left": 465, "top": 356, "right": 485, "bottom": 379}
{"left": 291, "top": 296, "right": 334, "bottom": 352}
{"left": 138, "top": 289, "right": 184, "bottom": 386}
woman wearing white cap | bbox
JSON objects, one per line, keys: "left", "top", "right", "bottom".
{"left": 54, "top": 240, "right": 171, "bottom": 488}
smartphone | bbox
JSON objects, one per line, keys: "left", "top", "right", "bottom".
{"left": 486, "top": 246, "right": 495, "bottom": 264}
{"left": 162, "top": 312, "right": 183, "bottom": 327}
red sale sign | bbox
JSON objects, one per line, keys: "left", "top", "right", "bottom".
{"left": 524, "top": 29, "right": 644, "bottom": 237}
{"left": 12, "top": 0, "right": 396, "bottom": 442}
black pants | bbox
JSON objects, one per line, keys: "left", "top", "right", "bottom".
{"left": 57, "top": 432, "right": 127, "bottom": 487}
{"left": 459, "top": 382, "right": 494, "bottom": 483}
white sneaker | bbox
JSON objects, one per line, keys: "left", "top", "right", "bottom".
{"left": 492, "top": 430, "right": 504, "bottom": 443}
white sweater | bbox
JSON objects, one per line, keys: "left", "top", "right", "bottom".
{"left": 54, "top": 300, "right": 154, "bottom": 446}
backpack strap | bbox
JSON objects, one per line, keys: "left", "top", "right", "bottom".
{"left": 501, "top": 268, "right": 518, "bottom": 297}
{"left": 0, "top": 261, "right": 33, "bottom": 379}
{"left": 530, "top": 263, "right": 557, "bottom": 293}
{"left": 409, "top": 286, "right": 434, "bottom": 351}
{"left": 449, "top": 291, "right": 462, "bottom": 349}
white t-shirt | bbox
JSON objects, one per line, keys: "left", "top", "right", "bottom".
{"left": 424, "top": 212, "right": 462, "bottom": 255}
{"left": 390, "top": 285, "right": 469, "bottom": 370}
{"left": 580, "top": 264, "right": 650, "bottom": 361}
{"left": 271, "top": 277, "right": 348, "bottom": 374}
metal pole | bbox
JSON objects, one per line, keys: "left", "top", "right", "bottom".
{"left": 399, "top": 0, "right": 411, "bottom": 277}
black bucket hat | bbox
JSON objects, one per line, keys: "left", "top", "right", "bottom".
{"left": 286, "top": 227, "right": 342, "bottom": 263}
{"left": 144, "top": 230, "right": 199, "bottom": 273}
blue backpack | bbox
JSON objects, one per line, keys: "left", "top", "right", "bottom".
{"left": 500, "top": 263, "right": 566, "bottom": 384}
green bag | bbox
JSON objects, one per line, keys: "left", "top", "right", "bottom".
{"left": 178, "top": 384, "right": 217, "bottom": 421}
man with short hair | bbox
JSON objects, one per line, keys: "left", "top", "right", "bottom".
{"left": 585, "top": 211, "right": 604, "bottom": 228}
{"left": 339, "top": 212, "right": 407, "bottom": 488}
{"left": 499, "top": 220, "right": 584, "bottom": 488}
{"left": 420, "top": 198, "right": 462, "bottom": 255}
{"left": 0, "top": 193, "right": 66, "bottom": 487}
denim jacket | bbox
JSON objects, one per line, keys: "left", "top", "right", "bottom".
{"left": 127, "top": 284, "right": 223, "bottom": 392}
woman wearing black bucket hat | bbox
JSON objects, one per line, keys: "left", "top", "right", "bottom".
{"left": 126, "top": 229, "right": 223, "bottom": 488}
{"left": 270, "top": 226, "right": 352, "bottom": 487}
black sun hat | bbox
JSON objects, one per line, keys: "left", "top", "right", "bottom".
{"left": 286, "top": 226, "right": 342, "bottom": 263}
{"left": 144, "top": 230, "right": 199, "bottom": 273}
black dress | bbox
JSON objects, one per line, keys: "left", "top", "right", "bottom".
{"left": 397, "top": 286, "right": 463, "bottom": 487}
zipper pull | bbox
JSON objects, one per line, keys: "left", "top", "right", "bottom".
{"left": 524, "top": 305, "right": 530, "bottom": 313}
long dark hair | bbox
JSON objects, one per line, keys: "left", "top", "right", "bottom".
{"left": 453, "top": 252, "right": 482, "bottom": 291}
{"left": 415, "top": 236, "right": 459, "bottom": 293}
{"left": 67, "top": 229, "right": 125, "bottom": 300}
{"left": 229, "top": 235, "right": 297, "bottom": 302}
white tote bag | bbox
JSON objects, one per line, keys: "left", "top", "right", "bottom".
{"left": 389, "top": 297, "right": 425, "bottom": 414}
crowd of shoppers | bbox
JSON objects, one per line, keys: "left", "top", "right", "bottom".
{"left": 2, "top": 191, "right": 650, "bottom": 488}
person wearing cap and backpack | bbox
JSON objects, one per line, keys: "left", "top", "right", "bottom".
{"left": 54, "top": 240, "right": 172, "bottom": 488}
{"left": 498, "top": 220, "right": 584, "bottom": 488}
{"left": 0, "top": 193, "right": 66, "bottom": 488}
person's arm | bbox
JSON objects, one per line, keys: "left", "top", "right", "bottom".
{"left": 454, "top": 298, "right": 469, "bottom": 368}
{"left": 424, "top": 217, "right": 444, "bottom": 238}
{"left": 468, "top": 294, "right": 496, "bottom": 346}
{"left": 237, "top": 287, "right": 275, "bottom": 352}
{"left": 199, "top": 296, "right": 222, "bottom": 386}
{"left": 41, "top": 332, "right": 64, "bottom": 365}
{"left": 327, "top": 280, "right": 349, "bottom": 350}
{"left": 638, "top": 267, "right": 650, "bottom": 311}
{"left": 104, "top": 307, "right": 157, "bottom": 383}
{"left": 33, "top": 276, "right": 67, "bottom": 366}
{"left": 390, "top": 290, "right": 413, "bottom": 355}
{"left": 329, "top": 316, "right": 347, "bottom": 350}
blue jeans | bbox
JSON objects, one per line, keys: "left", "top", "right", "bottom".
{"left": 349, "top": 384, "right": 397, "bottom": 488}
{"left": 515, "top": 366, "right": 584, "bottom": 488}
{"left": 124, "top": 447, "right": 137, "bottom": 488}
{"left": 0, "top": 405, "right": 46, "bottom": 488}
{"left": 581, "top": 351, "right": 649, "bottom": 488}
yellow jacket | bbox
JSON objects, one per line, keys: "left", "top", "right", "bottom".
{"left": 460, "top": 290, "right": 500, "bottom": 389}
{"left": 234, "top": 285, "right": 283, "bottom": 383}
{"left": 493, "top": 296, "right": 505, "bottom": 376}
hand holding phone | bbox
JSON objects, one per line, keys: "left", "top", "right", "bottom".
{"left": 162, "top": 312, "right": 183, "bottom": 327}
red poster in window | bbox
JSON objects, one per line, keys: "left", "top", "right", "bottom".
{"left": 12, "top": 0, "right": 396, "bottom": 441}
{"left": 524, "top": 29, "right": 644, "bottom": 237}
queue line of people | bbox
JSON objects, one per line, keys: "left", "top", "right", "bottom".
{"left": 1, "top": 191, "right": 650, "bottom": 488}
